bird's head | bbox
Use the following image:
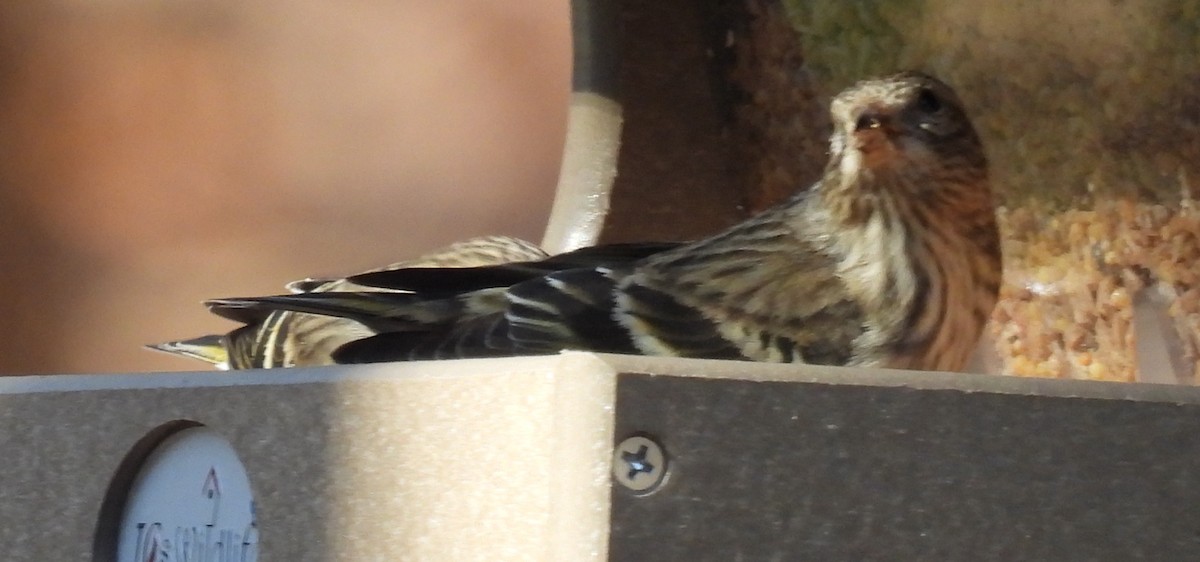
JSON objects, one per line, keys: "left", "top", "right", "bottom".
{"left": 827, "top": 71, "right": 986, "bottom": 187}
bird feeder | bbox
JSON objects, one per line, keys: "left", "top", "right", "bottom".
{"left": 6, "top": 1, "right": 1200, "bottom": 559}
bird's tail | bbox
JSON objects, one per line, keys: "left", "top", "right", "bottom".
{"left": 205, "top": 288, "right": 508, "bottom": 334}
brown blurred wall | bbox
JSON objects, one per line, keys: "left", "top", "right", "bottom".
{"left": 0, "top": 1, "right": 570, "bottom": 374}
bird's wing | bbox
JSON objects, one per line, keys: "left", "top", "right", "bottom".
{"left": 206, "top": 291, "right": 472, "bottom": 333}
{"left": 616, "top": 201, "right": 865, "bottom": 364}
{"left": 348, "top": 242, "right": 680, "bottom": 292}
{"left": 210, "top": 266, "right": 645, "bottom": 362}
{"left": 230, "top": 253, "right": 750, "bottom": 364}
{"left": 207, "top": 302, "right": 279, "bottom": 325}
{"left": 333, "top": 267, "right": 644, "bottom": 362}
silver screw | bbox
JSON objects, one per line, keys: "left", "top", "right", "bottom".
{"left": 612, "top": 434, "right": 668, "bottom": 494}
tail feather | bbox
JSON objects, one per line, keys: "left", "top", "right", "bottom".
{"left": 152, "top": 235, "right": 554, "bottom": 369}
{"left": 193, "top": 243, "right": 740, "bottom": 365}
{"left": 351, "top": 264, "right": 554, "bottom": 294}
{"left": 349, "top": 242, "right": 680, "bottom": 292}
{"left": 327, "top": 268, "right": 640, "bottom": 362}
{"left": 206, "top": 303, "right": 279, "bottom": 325}
{"left": 205, "top": 291, "right": 488, "bottom": 333}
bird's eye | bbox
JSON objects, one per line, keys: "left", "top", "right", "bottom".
{"left": 915, "top": 88, "right": 942, "bottom": 113}
{"left": 854, "top": 114, "right": 881, "bottom": 131}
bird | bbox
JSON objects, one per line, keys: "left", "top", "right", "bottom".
{"left": 204, "top": 71, "right": 1001, "bottom": 372}
{"left": 149, "top": 235, "right": 548, "bottom": 369}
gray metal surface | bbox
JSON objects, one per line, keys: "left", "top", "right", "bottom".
{"left": 610, "top": 372, "right": 1200, "bottom": 560}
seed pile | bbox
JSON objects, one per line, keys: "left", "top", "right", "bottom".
{"left": 991, "top": 196, "right": 1200, "bottom": 382}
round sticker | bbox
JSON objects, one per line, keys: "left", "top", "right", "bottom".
{"left": 114, "top": 426, "right": 258, "bottom": 561}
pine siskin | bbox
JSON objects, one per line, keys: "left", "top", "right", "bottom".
{"left": 206, "top": 71, "right": 1001, "bottom": 372}
{"left": 149, "top": 236, "right": 547, "bottom": 369}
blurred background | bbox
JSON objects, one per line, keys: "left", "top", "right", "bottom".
{"left": 0, "top": 1, "right": 570, "bottom": 374}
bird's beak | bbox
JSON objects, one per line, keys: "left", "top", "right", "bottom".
{"left": 851, "top": 109, "right": 902, "bottom": 166}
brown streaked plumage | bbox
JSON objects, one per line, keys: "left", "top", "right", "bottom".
{"left": 204, "top": 71, "right": 1001, "bottom": 372}
{"left": 148, "top": 236, "right": 548, "bottom": 369}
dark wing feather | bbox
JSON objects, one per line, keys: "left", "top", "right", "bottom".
{"left": 207, "top": 302, "right": 280, "bottom": 325}
{"left": 350, "top": 265, "right": 553, "bottom": 295}
{"left": 206, "top": 292, "right": 467, "bottom": 333}
{"left": 334, "top": 315, "right": 517, "bottom": 362}
{"left": 211, "top": 243, "right": 687, "bottom": 364}
{"left": 348, "top": 242, "right": 682, "bottom": 292}
{"left": 332, "top": 268, "right": 641, "bottom": 362}
{"left": 504, "top": 268, "right": 637, "bottom": 354}
{"left": 616, "top": 282, "right": 747, "bottom": 359}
